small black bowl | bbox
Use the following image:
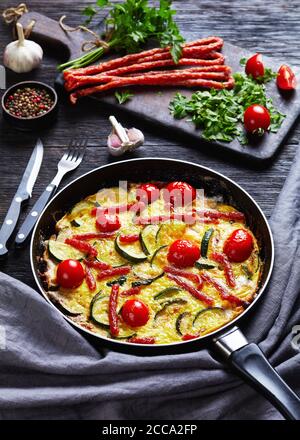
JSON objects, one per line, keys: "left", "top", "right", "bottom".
{"left": 2, "top": 81, "right": 58, "bottom": 131}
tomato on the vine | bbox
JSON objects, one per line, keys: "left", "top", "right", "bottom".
{"left": 121, "top": 299, "right": 150, "bottom": 327}
{"left": 165, "top": 181, "right": 196, "bottom": 206}
{"left": 244, "top": 104, "right": 271, "bottom": 134}
{"left": 96, "top": 212, "right": 121, "bottom": 232}
{"left": 245, "top": 53, "right": 264, "bottom": 79}
{"left": 223, "top": 229, "right": 254, "bottom": 263}
{"left": 56, "top": 259, "right": 85, "bottom": 289}
{"left": 136, "top": 183, "right": 160, "bottom": 204}
{"left": 167, "top": 239, "right": 200, "bottom": 268}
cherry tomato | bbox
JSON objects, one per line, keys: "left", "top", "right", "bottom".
{"left": 167, "top": 239, "right": 200, "bottom": 268}
{"left": 244, "top": 104, "right": 271, "bottom": 134}
{"left": 245, "top": 53, "right": 264, "bottom": 79}
{"left": 121, "top": 299, "right": 150, "bottom": 327}
{"left": 223, "top": 229, "right": 254, "bottom": 263}
{"left": 96, "top": 212, "right": 121, "bottom": 232}
{"left": 277, "top": 65, "right": 297, "bottom": 91}
{"left": 136, "top": 183, "right": 160, "bottom": 204}
{"left": 56, "top": 259, "right": 85, "bottom": 289}
{"left": 165, "top": 181, "right": 196, "bottom": 206}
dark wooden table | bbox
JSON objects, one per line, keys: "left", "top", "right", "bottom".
{"left": 0, "top": 0, "right": 299, "bottom": 288}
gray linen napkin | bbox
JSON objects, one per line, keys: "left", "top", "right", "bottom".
{"left": 1, "top": 151, "right": 300, "bottom": 420}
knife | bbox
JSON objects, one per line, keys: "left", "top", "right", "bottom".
{"left": 0, "top": 65, "right": 6, "bottom": 90}
{"left": 0, "top": 139, "right": 44, "bottom": 257}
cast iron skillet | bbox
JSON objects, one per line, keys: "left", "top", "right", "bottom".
{"left": 30, "top": 158, "right": 300, "bottom": 420}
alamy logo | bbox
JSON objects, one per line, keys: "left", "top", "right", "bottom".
{"left": 291, "top": 325, "right": 300, "bottom": 351}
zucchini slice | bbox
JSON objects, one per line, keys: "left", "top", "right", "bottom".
{"left": 132, "top": 272, "right": 164, "bottom": 288}
{"left": 241, "top": 265, "right": 253, "bottom": 280}
{"left": 48, "top": 240, "right": 84, "bottom": 261}
{"left": 70, "top": 199, "right": 95, "bottom": 217}
{"left": 156, "top": 221, "right": 186, "bottom": 246}
{"left": 154, "top": 298, "right": 187, "bottom": 321}
{"left": 193, "top": 307, "right": 231, "bottom": 333}
{"left": 115, "top": 234, "right": 147, "bottom": 263}
{"left": 150, "top": 245, "right": 168, "bottom": 267}
{"left": 48, "top": 291, "right": 83, "bottom": 316}
{"left": 140, "top": 224, "right": 159, "bottom": 255}
{"left": 201, "top": 228, "right": 214, "bottom": 258}
{"left": 114, "top": 329, "right": 137, "bottom": 339}
{"left": 90, "top": 292, "right": 110, "bottom": 327}
{"left": 176, "top": 311, "right": 192, "bottom": 336}
{"left": 133, "top": 261, "right": 164, "bottom": 281}
{"left": 194, "top": 258, "right": 216, "bottom": 270}
{"left": 106, "top": 276, "right": 127, "bottom": 286}
{"left": 70, "top": 218, "right": 83, "bottom": 227}
{"left": 154, "top": 286, "right": 183, "bottom": 300}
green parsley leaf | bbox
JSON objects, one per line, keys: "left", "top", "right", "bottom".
{"left": 169, "top": 73, "right": 285, "bottom": 145}
{"left": 115, "top": 90, "right": 134, "bottom": 104}
{"left": 97, "top": 0, "right": 110, "bottom": 7}
{"left": 82, "top": 6, "right": 97, "bottom": 24}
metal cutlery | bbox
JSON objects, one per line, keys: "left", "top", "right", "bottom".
{"left": 0, "top": 65, "right": 6, "bottom": 90}
{"left": 0, "top": 139, "right": 44, "bottom": 257}
{"left": 15, "top": 139, "right": 87, "bottom": 245}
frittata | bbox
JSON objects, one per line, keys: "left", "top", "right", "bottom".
{"left": 40, "top": 181, "right": 262, "bottom": 345}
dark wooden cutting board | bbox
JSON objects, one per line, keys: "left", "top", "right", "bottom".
{"left": 19, "top": 11, "right": 300, "bottom": 163}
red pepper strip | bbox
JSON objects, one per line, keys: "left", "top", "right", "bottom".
{"left": 120, "top": 286, "right": 142, "bottom": 297}
{"left": 97, "top": 266, "right": 131, "bottom": 281}
{"left": 166, "top": 273, "right": 214, "bottom": 306}
{"left": 198, "top": 210, "right": 245, "bottom": 222}
{"left": 135, "top": 212, "right": 195, "bottom": 225}
{"left": 84, "top": 259, "right": 111, "bottom": 271}
{"left": 65, "top": 238, "right": 98, "bottom": 257}
{"left": 182, "top": 334, "right": 200, "bottom": 341}
{"left": 91, "top": 202, "right": 135, "bottom": 216}
{"left": 119, "top": 234, "right": 140, "bottom": 244}
{"left": 129, "top": 337, "right": 155, "bottom": 344}
{"left": 84, "top": 264, "right": 96, "bottom": 291}
{"left": 201, "top": 272, "right": 248, "bottom": 307}
{"left": 109, "top": 284, "right": 119, "bottom": 337}
{"left": 70, "top": 76, "right": 234, "bottom": 104}
{"left": 198, "top": 218, "right": 219, "bottom": 224}
{"left": 211, "top": 252, "right": 236, "bottom": 288}
{"left": 64, "top": 37, "right": 224, "bottom": 77}
{"left": 164, "top": 266, "right": 203, "bottom": 288}
{"left": 72, "top": 232, "right": 116, "bottom": 240}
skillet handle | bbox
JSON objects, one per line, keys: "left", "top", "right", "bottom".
{"left": 214, "top": 327, "right": 300, "bottom": 420}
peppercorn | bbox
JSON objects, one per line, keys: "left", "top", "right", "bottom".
{"left": 4, "top": 86, "right": 54, "bottom": 118}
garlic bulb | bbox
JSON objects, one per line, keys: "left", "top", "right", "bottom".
{"left": 3, "top": 23, "right": 43, "bottom": 73}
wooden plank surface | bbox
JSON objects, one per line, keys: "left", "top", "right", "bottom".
{"left": 0, "top": 0, "right": 299, "bottom": 288}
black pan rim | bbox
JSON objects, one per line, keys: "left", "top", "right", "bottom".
{"left": 30, "top": 157, "right": 275, "bottom": 349}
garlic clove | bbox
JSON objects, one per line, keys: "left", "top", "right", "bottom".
{"left": 107, "top": 135, "right": 126, "bottom": 156}
{"left": 126, "top": 128, "right": 145, "bottom": 151}
{"left": 107, "top": 116, "right": 145, "bottom": 156}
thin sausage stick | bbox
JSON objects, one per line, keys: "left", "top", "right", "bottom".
{"left": 69, "top": 73, "right": 234, "bottom": 103}
{"left": 64, "top": 37, "right": 224, "bottom": 78}
{"left": 66, "top": 64, "right": 231, "bottom": 91}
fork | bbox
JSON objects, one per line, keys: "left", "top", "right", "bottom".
{"left": 15, "top": 139, "right": 87, "bottom": 245}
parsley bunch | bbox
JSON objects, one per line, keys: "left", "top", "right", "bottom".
{"left": 58, "top": 0, "right": 184, "bottom": 71}
{"left": 169, "top": 71, "right": 285, "bottom": 144}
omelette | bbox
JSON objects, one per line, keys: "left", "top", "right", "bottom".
{"left": 40, "top": 182, "right": 262, "bottom": 345}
